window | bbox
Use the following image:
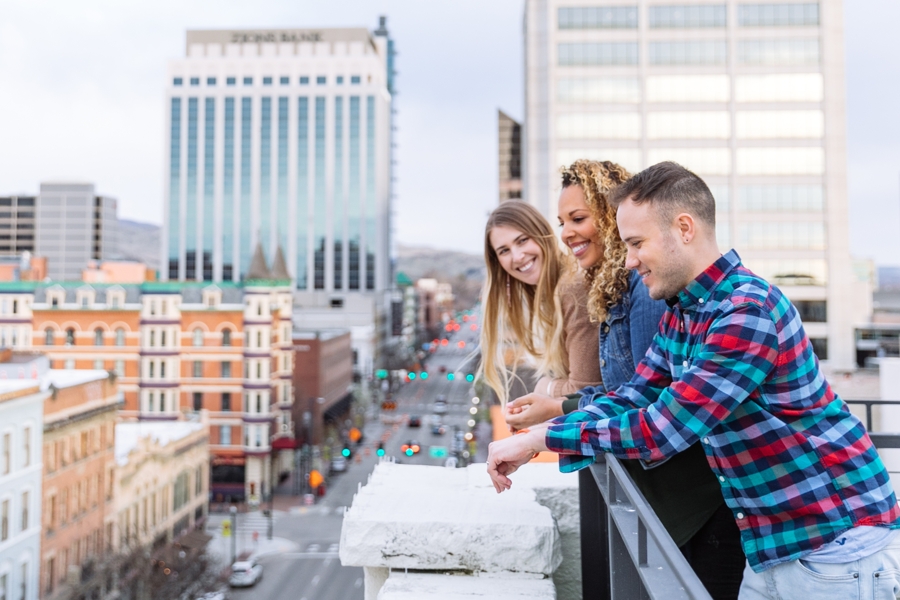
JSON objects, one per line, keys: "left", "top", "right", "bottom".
{"left": 256, "top": 362, "right": 262, "bottom": 379}
{"left": 222, "top": 392, "right": 231, "bottom": 412}
{"left": 207, "top": 77, "right": 216, "bottom": 85}
{"left": 222, "top": 329, "right": 232, "bottom": 346}
{"left": 556, "top": 113, "right": 641, "bottom": 139}
{"left": 226, "top": 76, "right": 236, "bottom": 86}
{"left": 64, "top": 359, "right": 74, "bottom": 370}
{"left": 220, "top": 425, "right": 231, "bottom": 445}
{"left": 193, "top": 361, "right": 202, "bottom": 378}
{"left": 738, "top": 39, "right": 820, "bottom": 66}
{"left": 738, "top": 221, "right": 825, "bottom": 250}
{"left": 243, "top": 76, "right": 253, "bottom": 85}
{"left": 736, "top": 110, "right": 824, "bottom": 139}
{"left": 188, "top": 77, "right": 200, "bottom": 86}
{"left": 21, "top": 491, "right": 28, "bottom": 530}
{"left": 795, "top": 301, "right": 827, "bottom": 323}
{"left": 647, "top": 75, "right": 730, "bottom": 103}
{"left": 193, "top": 392, "right": 202, "bottom": 411}
{"left": 149, "top": 362, "right": 155, "bottom": 378}
{"left": 94, "top": 359, "right": 104, "bottom": 370}
{"left": 329, "top": 298, "right": 344, "bottom": 309}
{"left": 736, "top": 147, "right": 824, "bottom": 175}
{"left": 115, "top": 328, "right": 125, "bottom": 346}
{"left": 649, "top": 40, "right": 727, "bottom": 65}
{"left": 44, "top": 328, "right": 53, "bottom": 346}
{"left": 646, "top": 148, "right": 732, "bottom": 176}
{"left": 22, "top": 428, "right": 29, "bottom": 468}
{"left": 647, "top": 111, "right": 731, "bottom": 139}
{"left": 738, "top": 184, "right": 824, "bottom": 212}
{"left": 94, "top": 328, "right": 104, "bottom": 346}
{"left": 735, "top": 73, "right": 823, "bottom": 102}
{"left": 193, "top": 328, "right": 203, "bottom": 346}
{"left": 336, "top": 76, "right": 344, "bottom": 84}
{"left": 11, "top": 300, "right": 17, "bottom": 315}
{"left": 300, "top": 76, "right": 309, "bottom": 85}
{"left": 257, "top": 331, "right": 263, "bottom": 348}
{"left": 316, "top": 76, "right": 326, "bottom": 85}
{"left": 149, "top": 329, "right": 155, "bottom": 347}
{"left": 558, "top": 6, "right": 638, "bottom": 29}
{"left": 1, "top": 499, "right": 7, "bottom": 540}
{"left": 65, "top": 328, "right": 75, "bottom": 346}
{"left": 739, "top": 3, "right": 819, "bottom": 26}
{"left": 173, "top": 77, "right": 183, "bottom": 86}
{"left": 351, "top": 75, "right": 361, "bottom": 84}
{"left": 557, "top": 77, "right": 640, "bottom": 103}
{"left": 256, "top": 394, "right": 263, "bottom": 414}
{"left": 115, "top": 360, "right": 125, "bottom": 375}
{"left": 221, "top": 361, "right": 231, "bottom": 378}
{"left": 147, "top": 392, "right": 155, "bottom": 412}
{"left": 810, "top": 338, "right": 828, "bottom": 360}
{"left": 160, "top": 361, "right": 166, "bottom": 378}
{"left": 160, "top": 329, "right": 166, "bottom": 346}
{"left": 111, "top": 294, "right": 120, "bottom": 308}
{"left": 19, "top": 563, "right": 25, "bottom": 600}
{"left": 279, "top": 76, "right": 289, "bottom": 85}
{"left": 1, "top": 433, "right": 8, "bottom": 474}
{"left": 649, "top": 4, "right": 726, "bottom": 28}
{"left": 558, "top": 42, "right": 639, "bottom": 66}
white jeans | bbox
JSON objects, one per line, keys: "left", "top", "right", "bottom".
{"left": 738, "top": 536, "right": 900, "bottom": 600}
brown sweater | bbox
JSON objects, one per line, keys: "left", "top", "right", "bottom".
{"left": 547, "top": 275, "right": 602, "bottom": 397}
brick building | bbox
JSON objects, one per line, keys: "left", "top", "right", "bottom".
{"left": 292, "top": 330, "right": 354, "bottom": 447}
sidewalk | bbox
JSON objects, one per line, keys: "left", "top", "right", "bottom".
{"left": 205, "top": 510, "right": 299, "bottom": 567}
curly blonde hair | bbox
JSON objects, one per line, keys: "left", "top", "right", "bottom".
{"left": 560, "top": 159, "right": 632, "bottom": 323}
{"left": 479, "top": 201, "right": 573, "bottom": 406}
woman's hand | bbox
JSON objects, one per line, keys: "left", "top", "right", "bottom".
{"left": 505, "top": 393, "right": 564, "bottom": 431}
{"left": 486, "top": 428, "right": 548, "bottom": 492}
{"left": 534, "top": 376, "right": 555, "bottom": 398}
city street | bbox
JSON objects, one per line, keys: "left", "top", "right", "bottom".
{"left": 207, "top": 325, "right": 485, "bottom": 599}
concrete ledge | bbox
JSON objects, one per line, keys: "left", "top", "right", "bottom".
{"left": 340, "top": 462, "right": 561, "bottom": 574}
{"left": 377, "top": 571, "right": 556, "bottom": 599}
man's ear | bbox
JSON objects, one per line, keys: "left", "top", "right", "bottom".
{"left": 674, "top": 212, "right": 696, "bottom": 244}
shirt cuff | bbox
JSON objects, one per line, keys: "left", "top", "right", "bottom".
{"left": 561, "top": 395, "right": 580, "bottom": 415}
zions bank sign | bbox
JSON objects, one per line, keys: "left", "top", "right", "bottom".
{"left": 230, "top": 31, "right": 323, "bottom": 44}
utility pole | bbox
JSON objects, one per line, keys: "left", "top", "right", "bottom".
{"left": 229, "top": 505, "right": 237, "bottom": 564}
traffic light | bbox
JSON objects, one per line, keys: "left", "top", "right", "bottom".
{"left": 420, "top": 371, "right": 429, "bottom": 380}
{"left": 341, "top": 447, "right": 351, "bottom": 458}
{"left": 447, "top": 373, "right": 455, "bottom": 381}
{"left": 376, "top": 442, "right": 385, "bottom": 457}
{"left": 465, "top": 373, "right": 475, "bottom": 382}
{"left": 407, "top": 372, "right": 417, "bottom": 381}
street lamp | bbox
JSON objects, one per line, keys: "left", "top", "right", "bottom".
{"left": 229, "top": 505, "right": 237, "bottom": 564}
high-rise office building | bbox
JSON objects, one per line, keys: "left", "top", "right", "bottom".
{"left": 0, "top": 196, "right": 37, "bottom": 257}
{"left": 162, "top": 23, "right": 394, "bottom": 295}
{"left": 525, "top": 0, "right": 862, "bottom": 368}
{"left": 35, "top": 183, "right": 118, "bottom": 281}
{"left": 498, "top": 110, "right": 523, "bottom": 202}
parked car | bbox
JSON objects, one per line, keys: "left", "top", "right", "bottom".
{"left": 330, "top": 456, "right": 348, "bottom": 474}
{"left": 408, "top": 415, "right": 422, "bottom": 428}
{"left": 229, "top": 559, "right": 263, "bottom": 587}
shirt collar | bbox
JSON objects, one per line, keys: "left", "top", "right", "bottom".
{"left": 670, "top": 249, "right": 742, "bottom": 310}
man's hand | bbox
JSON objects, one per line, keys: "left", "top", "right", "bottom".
{"left": 486, "top": 428, "right": 549, "bottom": 493}
{"left": 506, "top": 392, "right": 565, "bottom": 431}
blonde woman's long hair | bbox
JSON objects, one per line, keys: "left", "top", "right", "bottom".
{"left": 479, "top": 202, "right": 571, "bottom": 406}
{"left": 560, "top": 159, "right": 632, "bottom": 323}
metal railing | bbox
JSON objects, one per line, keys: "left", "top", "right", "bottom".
{"left": 579, "top": 399, "right": 900, "bottom": 600}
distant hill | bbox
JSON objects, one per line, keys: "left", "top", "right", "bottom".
{"left": 395, "top": 244, "right": 485, "bottom": 309}
{"left": 116, "top": 219, "right": 161, "bottom": 269}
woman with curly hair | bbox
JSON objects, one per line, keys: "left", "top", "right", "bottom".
{"left": 479, "top": 200, "right": 600, "bottom": 408}
{"left": 503, "top": 159, "right": 744, "bottom": 600}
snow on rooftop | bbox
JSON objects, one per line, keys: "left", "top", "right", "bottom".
{"left": 115, "top": 421, "right": 205, "bottom": 466}
{"left": 45, "top": 369, "right": 109, "bottom": 389}
{"left": 0, "top": 380, "right": 42, "bottom": 395}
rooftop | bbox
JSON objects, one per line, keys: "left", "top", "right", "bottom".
{"left": 115, "top": 421, "right": 205, "bottom": 466}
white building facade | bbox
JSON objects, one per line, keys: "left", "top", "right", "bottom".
{"left": 0, "top": 381, "right": 46, "bottom": 600}
{"left": 525, "top": 0, "right": 860, "bottom": 368}
{"left": 162, "top": 25, "right": 394, "bottom": 296}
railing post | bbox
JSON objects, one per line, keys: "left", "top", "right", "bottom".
{"left": 580, "top": 465, "right": 610, "bottom": 600}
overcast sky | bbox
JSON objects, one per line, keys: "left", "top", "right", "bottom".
{"left": 1, "top": 1, "right": 897, "bottom": 264}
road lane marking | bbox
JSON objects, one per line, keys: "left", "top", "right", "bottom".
{"left": 312, "top": 575, "right": 320, "bottom": 586}
{"left": 355, "top": 578, "right": 362, "bottom": 588}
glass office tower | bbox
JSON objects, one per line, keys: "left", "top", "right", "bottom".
{"left": 525, "top": 0, "right": 863, "bottom": 368}
{"left": 163, "top": 26, "right": 393, "bottom": 294}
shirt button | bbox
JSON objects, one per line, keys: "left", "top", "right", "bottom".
{"left": 703, "top": 437, "right": 710, "bottom": 445}
{"left": 718, "top": 476, "right": 725, "bottom": 483}
{"left": 603, "top": 324, "right": 610, "bottom": 333}
{"left": 737, "top": 512, "right": 745, "bottom": 519}
{"left": 682, "top": 360, "right": 688, "bottom": 368}
{"left": 600, "top": 359, "right": 606, "bottom": 367}
{"left": 698, "top": 298, "right": 705, "bottom": 304}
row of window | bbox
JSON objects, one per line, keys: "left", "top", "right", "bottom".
{"left": 42, "top": 326, "right": 236, "bottom": 347}
{"left": 44, "top": 526, "right": 111, "bottom": 596}
{"left": 558, "top": 3, "right": 819, "bottom": 29}
{"left": 174, "top": 75, "right": 364, "bottom": 87}
{"left": 44, "top": 471, "right": 111, "bottom": 533}
{"left": 558, "top": 73, "right": 824, "bottom": 104}
{"left": 44, "top": 425, "right": 113, "bottom": 474}
{"left": 558, "top": 38, "right": 820, "bottom": 66}
{"left": 1, "top": 426, "right": 34, "bottom": 477}
{"left": 557, "top": 110, "right": 825, "bottom": 140}
{"left": 555, "top": 146, "right": 824, "bottom": 176}
{"left": 0, "top": 492, "right": 32, "bottom": 544}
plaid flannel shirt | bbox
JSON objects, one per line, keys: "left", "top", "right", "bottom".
{"left": 546, "top": 250, "right": 900, "bottom": 572}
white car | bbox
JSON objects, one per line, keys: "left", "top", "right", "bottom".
{"left": 330, "top": 456, "right": 348, "bottom": 473}
{"left": 229, "top": 559, "right": 263, "bottom": 587}
{"left": 433, "top": 401, "right": 448, "bottom": 415}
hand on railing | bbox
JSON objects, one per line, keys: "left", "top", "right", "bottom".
{"left": 486, "top": 425, "right": 549, "bottom": 493}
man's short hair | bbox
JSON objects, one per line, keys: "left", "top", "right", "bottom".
{"left": 609, "top": 161, "right": 716, "bottom": 228}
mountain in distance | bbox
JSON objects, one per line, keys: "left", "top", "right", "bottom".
{"left": 116, "top": 219, "right": 161, "bottom": 270}
{"left": 395, "top": 243, "right": 485, "bottom": 309}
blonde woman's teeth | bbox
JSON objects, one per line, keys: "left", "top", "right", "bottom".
{"left": 517, "top": 259, "right": 535, "bottom": 273}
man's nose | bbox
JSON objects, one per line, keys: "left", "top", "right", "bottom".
{"left": 625, "top": 248, "right": 639, "bottom": 270}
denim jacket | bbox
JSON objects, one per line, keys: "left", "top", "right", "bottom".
{"left": 579, "top": 270, "right": 667, "bottom": 404}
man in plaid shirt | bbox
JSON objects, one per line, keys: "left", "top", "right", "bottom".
{"left": 487, "top": 162, "right": 900, "bottom": 599}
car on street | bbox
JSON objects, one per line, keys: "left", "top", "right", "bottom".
{"left": 430, "top": 414, "right": 442, "bottom": 426}
{"left": 431, "top": 424, "right": 446, "bottom": 435}
{"left": 408, "top": 415, "right": 422, "bottom": 427}
{"left": 229, "top": 559, "right": 263, "bottom": 587}
{"left": 433, "top": 401, "right": 448, "bottom": 415}
{"left": 330, "top": 456, "right": 348, "bottom": 474}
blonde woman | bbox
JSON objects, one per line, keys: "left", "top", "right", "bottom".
{"left": 480, "top": 200, "right": 601, "bottom": 408}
